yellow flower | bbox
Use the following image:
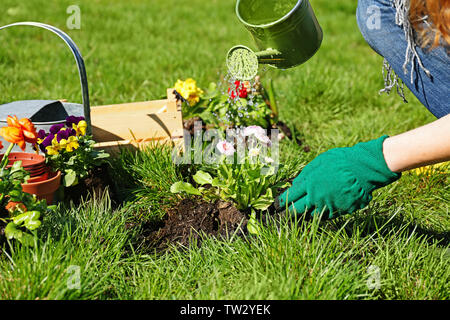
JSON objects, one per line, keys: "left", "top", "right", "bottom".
{"left": 413, "top": 162, "right": 449, "bottom": 176}
{"left": 46, "top": 136, "right": 61, "bottom": 156}
{"left": 174, "top": 78, "right": 204, "bottom": 106}
{"left": 59, "top": 136, "right": 79, "bottom": 152}
{"left": 72, "top": 120, "right": 87, "bottom": 136}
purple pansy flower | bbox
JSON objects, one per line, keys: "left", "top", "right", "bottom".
{"left": 37, "top": 129, "right": 49, "bottom": 153}
{"left": 40, "top": 133, "right": 55, "bottom": 154}
{"left": 66, "top": 116, "right": 85, "bottom": 128}
{"left": 37, "top": 129, "right": 47, "bottom": 140}
{"left": 56, "top": 128, "right": 76, "bottom": 142}
{"left": 50, "top": 123, "right": 65, "bottom": 135}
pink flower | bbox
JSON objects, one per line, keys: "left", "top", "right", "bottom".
{"left": 264, "top": 157, "right": 275, "bottom": 163}
{"left": 217, "top": 140, "right": 235, "bottom": 156}
{"left": 243, "top": 125, "right": 266, "bottom": 137}
{"left": 255, "top": 133, "right": 272, "bottom": 146}
{"left": 244, "top": 126, "right": 271, "bottom": 146}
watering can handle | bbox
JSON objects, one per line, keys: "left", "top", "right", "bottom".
{"left": 0, "top": 22, "right": 91, "bottom": 134}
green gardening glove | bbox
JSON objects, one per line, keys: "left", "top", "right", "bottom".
{"left": 276, "top": 135, "right": 402, "bottom": 219}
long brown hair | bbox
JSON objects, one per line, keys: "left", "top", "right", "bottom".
{"left": 410, "top": 0, "right": 450, "bottom": 48}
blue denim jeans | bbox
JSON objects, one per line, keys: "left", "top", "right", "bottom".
{"left": 356, "top": 0, "right": 450, "bottom": 119}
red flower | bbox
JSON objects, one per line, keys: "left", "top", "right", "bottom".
{"left": 228, "top": 80, "right": 248, "bottom": 99}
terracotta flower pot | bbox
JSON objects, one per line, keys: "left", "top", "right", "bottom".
{"left": 26, "top": 171, "right": 50, "bottom": 183}
{"left": 21, "top": 171, "right": 61, "bottom": 204}
{"left": 1, "top": 152, "right": 46, "bottom": 178}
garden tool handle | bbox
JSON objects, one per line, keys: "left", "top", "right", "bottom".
{"left": 0, "top": 21, "right": 92, "bottom": 134}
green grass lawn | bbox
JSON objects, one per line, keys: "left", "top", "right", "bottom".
{"left": 0, "top": 0, "right": 449, "bottom": 300}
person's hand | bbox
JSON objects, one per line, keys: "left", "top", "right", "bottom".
{"left": 276, "top": 135, "right": 402, "bottom": 219}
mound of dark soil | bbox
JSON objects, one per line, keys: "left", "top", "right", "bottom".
{"left": 141, "top": 199, "right": 248, "bottom": 251}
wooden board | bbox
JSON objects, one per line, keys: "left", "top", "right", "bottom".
{"left": 92, "top": 89, "right": 184, "bottom": 153}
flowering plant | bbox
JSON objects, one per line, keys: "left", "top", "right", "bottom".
{"left": 37, "top": 116, "right": 110, "bottom": 187}
{"left": 0, "top": 161, "right": 50, "bottom": 246}
{"left": 175, "top": 76, "right": 278, "bottom": 129}
{"left": 174, "top": 78, "right": 204, "bottom": 107}
{"left": 0, "top": 116, "right": 51, "bottom": 246}
{"left": 170, "top": 126, "right": 289, "bottom": 234}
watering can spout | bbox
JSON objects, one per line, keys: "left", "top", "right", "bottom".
{"left": 227, "top": 0, "right": 323, "bottom": 81}
{"left": 226, "top": 45, "right": 284, "bottom": 81}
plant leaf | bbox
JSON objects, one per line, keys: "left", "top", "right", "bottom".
{"left": 193, "top": 171, "right": 213, "bottom": 186}
{"left": 211, "top": 178, "right": 222, "bottom": 187}
{"left": 251, "top": 188, "right": 274, "bottom": 211}
{"left": 12, "top": 211, "right": 42, "bottom": 231}
{"left": 247, "top": 211, "right": 261, "bottom": 235}
{"left": 5, "top": 222, "right": 21, "bottom": 240}
{"left": 63, "top": 170, "right": 78, "bottom": 187}
{"left": 170, "top": 182, "right": 202, "bottom": 196}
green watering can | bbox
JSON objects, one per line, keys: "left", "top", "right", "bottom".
{"left": 227, "top": 0, "right": 323, "bottom": 80}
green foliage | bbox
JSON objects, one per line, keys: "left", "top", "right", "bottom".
{"left": 0, "top": 161, "right": 49, "bottom": 246}
{"left": 12, "top": 210, "right": 42, "bottom": 230}
{"left": 5, "top": 211, "right": 41, "bottom": 247}
{"left": 170, "top": 134, "right": 290, "bottom": 234}
{"left": 45, "top": 135, "right": 110, "bottom": 187}
{"left": 183, "top": 82, "right": 274, "bottom": 128}
{"left": 171, "top": 157, "right": 281, "bottom": 213}
{"left": 0, "top": 196, "right": 132, "bottom": 299}
{"left": 0, "top": 161, "right": 30, "bottom": 205}
{"left": 115, "top": 143, "right": 188, "bottom": 222}
{"left": 170, "top": 181, "right": 202, "bottom": 196}
{"left": 191, "top": 165, "right": 281, "bottom": 213}
{"left": 4, "top": 222, "right": 34, "bottom": 247}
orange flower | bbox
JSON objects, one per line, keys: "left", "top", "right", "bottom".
{"left": 18, "top": 118, "right": 38, "bottom": 144}
{"left": 0, "top": 126, "right": 26, "bottom": 150}
{"left": 0, "top": 116, "right": 38, "bottom": 150}
{"left": 6, "top": 115, "right": 21, "bottom": 128}
{"left": 5, "top": 201, "right": 27, "bottom": 213}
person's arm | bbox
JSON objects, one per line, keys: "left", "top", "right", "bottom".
{"left": 277, "top": 114, "right": 450, "bottom": 219}
{"left": 383, "top": 114, "right": 450, "bottom": 172}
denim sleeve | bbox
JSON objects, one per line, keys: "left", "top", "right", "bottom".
{"left": 356, "top": 0, "right": 450, "bottom": 119}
